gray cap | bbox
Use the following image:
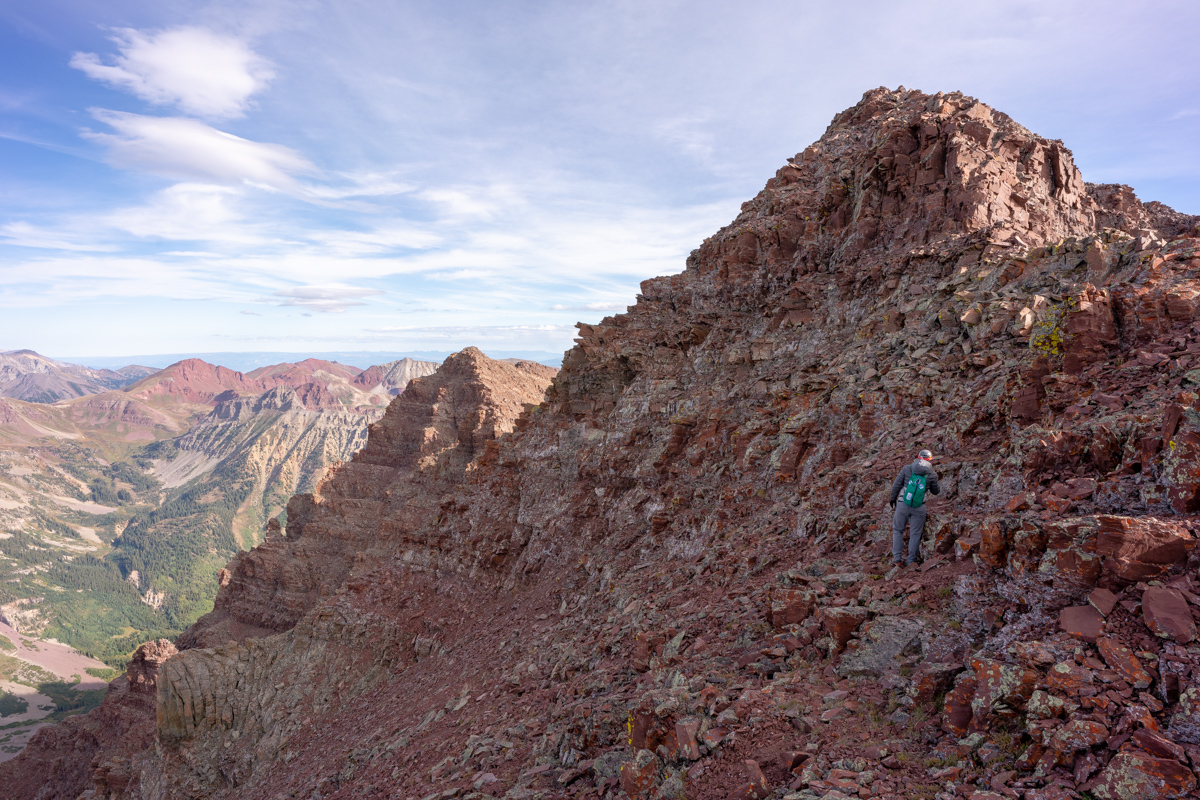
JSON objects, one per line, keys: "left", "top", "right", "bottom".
{"left": 919, "top": 449, "right": 933, "bottom": 460}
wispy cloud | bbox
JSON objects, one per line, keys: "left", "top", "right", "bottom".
{"left": 83, "top": 110, "right": 314, "bottom": 190}
{"left": 104, "top": 183, "right": 258, "bottom": 242}
{"left": 70, "top": 27, "right": 274, "bottom": 120}
{"left": 273, "top": 284, "right": 384, "bottom": 312}
{"left": 0, "top": 221, "right": 117, "bottom": 252}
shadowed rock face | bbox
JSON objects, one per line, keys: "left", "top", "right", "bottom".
{"left": 7, "top": 87, "right": 1200, "bottom": 800}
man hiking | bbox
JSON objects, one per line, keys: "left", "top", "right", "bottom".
{"left": 889, "top": 449, "right": 940, "bottom": 567}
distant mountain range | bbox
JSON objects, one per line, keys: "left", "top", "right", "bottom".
{"left": 0, "top": 348, "right": 453, "bottom": 673}
{"left": 0, "top": 350, "right": 158, "bottom": 404}
{"left": 0, "top": 350, "right": 452, "bottom": 407}
{"left": 58, "top": 349, "right": 564, "bottom": 372}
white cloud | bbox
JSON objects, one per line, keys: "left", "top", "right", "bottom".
{"left": 0, "top": 221, "right": 116, "bottom": 252}
{"left": 84, "top": 110, "right": 313, "bottom": 190}
{"left": 274, "top": 284, "right": 384, "bottom": 312}
{"left": 419, "top": 187, "right": 522, "bottom": 220}
{"left": 104, "top": 183, "right": 257, "bottom": 242}
{"left": 306, "top": 172, "right": 416, "bottom": 200}
{"left": 305, "top": 226, "right": 443, "bottom": 256}
{"left": 70, "top": 27, "right": 274, "bottom": 120}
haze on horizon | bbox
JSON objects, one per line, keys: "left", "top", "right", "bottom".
{"left": 1, "top": 0, "right": 1197, "bottom": 360}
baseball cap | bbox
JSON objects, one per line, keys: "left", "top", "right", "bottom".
{"left": 919, "top": 449, "right": 933, "bottom": 460}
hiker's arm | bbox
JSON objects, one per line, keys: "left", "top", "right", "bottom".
{"left": 889, "top": 469, "right": 906, "bottom": 504}
{"left": 928, "top": 472, "right": 941, "bottom": 495}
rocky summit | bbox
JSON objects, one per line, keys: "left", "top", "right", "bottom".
{"left": 7, "top": 87, "right": 1200, "bottom": 800}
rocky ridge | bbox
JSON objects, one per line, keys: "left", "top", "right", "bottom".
{"left": 7, "top": 87, "right": 1200, "bottom": 800}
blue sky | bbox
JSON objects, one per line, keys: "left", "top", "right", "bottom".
{"left": 1, "top": 0, "right": 1197, "bottom": 361}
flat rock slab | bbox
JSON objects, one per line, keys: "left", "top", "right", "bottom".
{"left": 1143, "top": 587, "right": 1197, "bottom": 643}
{"left": 1060, "top": 604, "right": 1104, "bottom": 643}
{"left": 1097, "top": 636, "right": 1152, "bottom": 689}
{"left": 1088, "top": 587, "right": 1118, "bottom": 616}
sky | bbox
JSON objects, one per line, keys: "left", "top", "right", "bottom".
{"left": 0, "top": 0, "right": 1197, "bottom": 362}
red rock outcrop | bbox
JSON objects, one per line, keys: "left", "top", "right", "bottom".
{"left": 7, "top": 87, "right": 1200, "bottom": 800}
{"left": 0, "top": 639, "right": 176, "bottom": 800}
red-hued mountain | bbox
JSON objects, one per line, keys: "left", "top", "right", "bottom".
{"left": 123, "top": 356, "right": 438, "bottom": 410}
{"left": 245, "top": 358, "right": 364, "bottom": 384}
{"left": 122, "top": 359, "right": 268, "bottom": 405}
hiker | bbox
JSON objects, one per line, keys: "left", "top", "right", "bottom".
{"left": 889, "top": 449, "right": 940, "bottom": 567}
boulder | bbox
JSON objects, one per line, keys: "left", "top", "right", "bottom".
{"left": 769, "top": 589, "right": 816, "bottom": 627}
{"left": 1095, "top": 516, "right": 1193, "bottom": 581}
{"left": 674, "top": 718, "right": 701, "bottom": 761}
{"left": 1142, "top": 587, "right": 1198, "bottom": 643}
{"left": 619, "top": 749, "right": 660, "bottom": 799}
{"left": 1046, "top": 661, "right": 1094, "bottom": 697}
{"left": 1049, "top": 719, "right": 1108, "bottom": 757}
{"left": 943, "top": 677, "right": 977, "bottom": 737}
{"left": 978, "top": 519, "right": 1010, "bottom": 568}
{"left": 1065, "top": 477, "right": 1097, "bottom": 498}
{"left": 835, "top": 617, "right": 923, "bottom": 678}
{"left": 1132, "top": 729, "right": 1187, "bottom": 762}
{"left": 912, "top": 661, "right": 966, "bottom": 704}
{"left": 1090, "top": 749, "right": 1197, "bottom": 800}
{"left": 1096, "top": 636, "right": 1152, "bottom": 688}
{"left": 1026, "top": 690, "right": 1066, "bottom": 720}
{"left": 743, "top": 760, "right": 771, "bottom": 799}
{"left": 820, "top": 606, "right": 870, "bottom": 650}
{"left": 970, "top": 658, "right": 1038, "bottom": 729}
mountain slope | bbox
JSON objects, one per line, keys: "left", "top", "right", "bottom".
{"left": 0, "top": 350, "right": 158, "bottom": 404}
{"left": 352, "top": 357, "right": 441, "bottom": 398}
{"left": 7, "top": 88, "right": 1200, "bottom": 800}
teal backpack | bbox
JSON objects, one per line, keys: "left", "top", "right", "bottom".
{"left": 902, "top": 473, "right": 927, "bottom": 507}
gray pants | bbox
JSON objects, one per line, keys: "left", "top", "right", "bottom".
{"left": 892, "top": 503, "right": 927, "bottom": 564}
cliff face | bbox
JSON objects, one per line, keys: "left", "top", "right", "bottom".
{"left": 9, "top": 87, "right": 1200, "bottom": 800}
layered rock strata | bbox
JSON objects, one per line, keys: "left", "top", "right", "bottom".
{"left": 7, "top": 87, "right": 1200, "bottom": 800}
